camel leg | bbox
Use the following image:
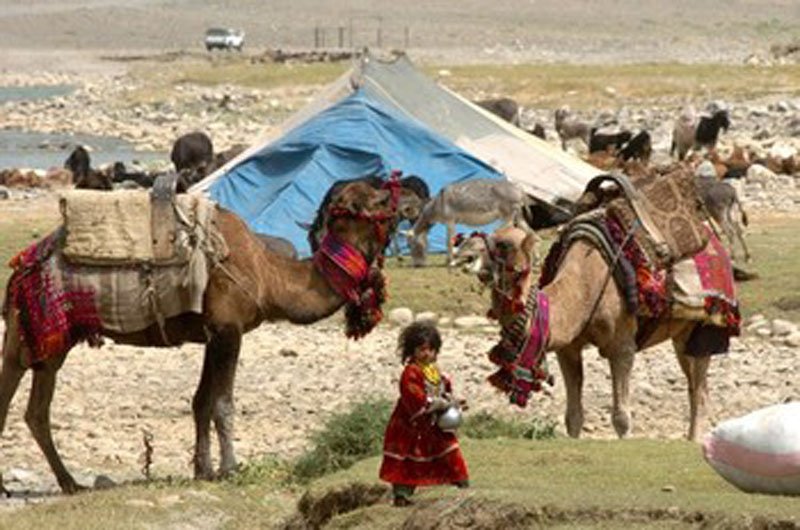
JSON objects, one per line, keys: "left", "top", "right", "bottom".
{"left": 0, "top": 324, "right": 27, "bottom": 496}
{"left": 606, "top": 348, "right": 635, "bottom": 438}
{"left": 26, "top": 358, "right": 82, "bottom": 494}
{"left": 192, "top": 327, "right": 241, "bottom": 480}
{"left": 212, "top": 330, "right": 241, "bottom": 477}
{"left": 556, "top": 345, "right": 584, "bottom": 438}
{"left": 673, "top": 338, "right": 710, "bottom": 442}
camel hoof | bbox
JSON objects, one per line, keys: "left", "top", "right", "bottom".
{"left": 612, "top": 411, "right": 632, "bottom": 438}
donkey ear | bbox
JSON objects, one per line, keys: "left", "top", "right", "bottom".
{"left": 521, "top": 232, "right": 539, "bottom": 261}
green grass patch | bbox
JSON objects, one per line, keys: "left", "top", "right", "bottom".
{"left": 292, "top": 397, "right": 393, "bottom": 483}
{"left": 2, "top": 431, "right": 797, "bottom": 528}
{"left": 427, "top": 63, "right": 800, "bottom": 109}
{"left": 313, "top": 438, "right": 799, "bottom": 528}
{"left": 462, "top": 411, "right": 557, "bottom": 440}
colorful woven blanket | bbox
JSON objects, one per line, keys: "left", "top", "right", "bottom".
{"left": 487, "top": 290, "right": 553, "bottom": 408}
{"left": 6, "top": 230, "right": 102, "bottom": 367}
{"left": 313, "top": 233, "right": 387, "bottom": 339}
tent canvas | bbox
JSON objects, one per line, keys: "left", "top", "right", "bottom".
{"left": 195, "top": 51, "right": 601, "bottom": 257}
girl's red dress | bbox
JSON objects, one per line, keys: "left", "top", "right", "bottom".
{"left": 379, "top": 364, "right": 469, "bottom": 486}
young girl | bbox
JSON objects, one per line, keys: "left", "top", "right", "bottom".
{"left": 379, "top": 322, "right": 469, "bottom": 506}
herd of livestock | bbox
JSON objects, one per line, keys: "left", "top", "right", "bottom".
{"left": 1, "top": 95, "right": 791, "bottom": 267}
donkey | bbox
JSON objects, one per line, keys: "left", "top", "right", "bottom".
{"left": 408, "top": 178, "right": 534, "bottom": 268}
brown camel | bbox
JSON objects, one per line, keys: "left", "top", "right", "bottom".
{"left": 481, "top": 226, "right": 713, "bottom": 442}
{"left": 0, "top": 180, "right": 396, "bottom": 494}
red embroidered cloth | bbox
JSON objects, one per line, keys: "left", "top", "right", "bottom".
{"left": 6, "top": 232, "right": 102, "bottom": 367}
{"left": 380, "top": 364, "right": 469, "bottom": 486}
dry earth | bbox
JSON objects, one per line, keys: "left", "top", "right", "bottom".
{"left": 1, "top": 0, "right": 799, "bottom": 73}
{"left": 0, "top": 0, "right": 799, "bottom": 500}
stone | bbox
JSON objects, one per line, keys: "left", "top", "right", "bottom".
{"left": 785, "top": 333, "right": 800, "bottom": 347}
{"left": 415, "top": 311, "right": 439, "bottom": 324}
{"left": 771, "top": 319, "right": 797, "bottom": 337}
{"left": 94, "top": 474, "right": 116, "bottom": 489}
{"left": 388, "top": 307, "right": 414, "bottom": 326}
{"left": 453, "top": 315, "right": 491, "bottom": 329}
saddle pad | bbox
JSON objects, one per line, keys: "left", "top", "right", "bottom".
{"left": 607, "top": 168, "right": 708, "bottom": 269}
{"left": 61, "top": 189, "right": 154, "bottom": 264}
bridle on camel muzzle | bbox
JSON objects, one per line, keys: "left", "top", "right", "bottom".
{"left": 326, "top": 173, "right": 401, "bottom": 253}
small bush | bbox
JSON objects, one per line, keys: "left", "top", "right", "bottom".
{"left": 462, "top": 411, "right": 557, "bottom": 440}
{"left": 292, "top": 397, "right": 393, "bottom": 483}
{"left": 228, "top": 455, "right": 293, "bottom": 487}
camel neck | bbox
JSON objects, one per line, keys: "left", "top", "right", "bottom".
{"left": 255, "top": 256, "right": 345, "bottom": 325}
{"left": 542, "top": 240, "right": 611, "bottom": 351}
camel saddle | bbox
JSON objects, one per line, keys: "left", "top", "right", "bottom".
{"left": 579, "top": 170, "right": 708, "bottom": 269}
{"left": 60, "top": 178, "right": 206, "bottom": 266}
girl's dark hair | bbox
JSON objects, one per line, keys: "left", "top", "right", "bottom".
{"left": 398, "top": 322, "right": 442, "bottom": 363}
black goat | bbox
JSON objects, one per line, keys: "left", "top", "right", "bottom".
{"left": 617, "top": 131, "right": 652, "bottom": 163}
{"left": 695, "top": 110, "right": 730, "bottom": 151}
{"left": 589, "top": 128, "right": 632, "bottom": 154}
{"left": 64, "top": 145, "right": 113, "bottom": 190}
{"left": 111, "top": 161, "right": 156, "bottom": 188}
{"left": 171, "top": 131, "right": 214, "bottom": 172}
{"left": 527, "top": 123, "right": 546, "bottom": 140}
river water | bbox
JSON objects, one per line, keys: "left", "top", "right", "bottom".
{"left": 0, "top": 85, "right": 167, "bottom": 171}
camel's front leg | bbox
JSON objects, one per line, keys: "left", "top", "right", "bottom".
{"left": 212, "top": 330, "right": 241, "bottom": 477}
{"left": 192, "top": 327, "right": 242, "bottom": 480}
{"left": 605, "top": 348, "right": 635, "bottom": 438}
{"left": 26, "top": 358, "right": 83, "bottom": 494}
{"left": 674, "top": 339, "right": 710, "bottom": 442}
{"left": 556, "top": 345, "right": 584, "bottom": 438}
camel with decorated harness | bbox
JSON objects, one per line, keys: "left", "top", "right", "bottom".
{"left": 470, "top": 168, "right": 740, "bottom": 441}
{"left": 0, "top": 176, "right": 399, "bottom": 495}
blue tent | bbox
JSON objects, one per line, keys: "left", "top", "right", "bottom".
{"left": 206, "top": 89, "right": 505, "bottom": 257}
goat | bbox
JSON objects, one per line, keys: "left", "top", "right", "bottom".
{"left": 527, "top": 123, "right": 546, "bottom": 140}
{"left": 111, "top": 161, "right": 156, "bottom": 188}
{"left": 617, "top": 130, "right": 652, "bottom": 164}
{"left": 554, "top": 106, "right": 592, "bottom": 151}
{"left": 589, "top": 128, "right": 632, "bottom": 154}
{"left": 695, "top": 109, "right": 730, "bottom": 151}
{"left": 475, "top": 97, "right": 521, "bottom": 126}
{"left": 670, "top": 105, "right": 698, "bottom": 161}
{"left": 64, "top": 145, "right": 113, "bottom": 190}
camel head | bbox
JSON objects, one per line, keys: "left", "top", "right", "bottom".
{"left": 484, "top": 227, "right": 538, "bottom": 324}
{"left": 326, "top": 180, "right": 397, "bottom": 263}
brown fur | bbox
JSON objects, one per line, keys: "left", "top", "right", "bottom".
{"left": 486, "top": 227, "right": 710, "bottom": 442}
{"left": 0, "top": 181, "right": 395, "bottom": 494}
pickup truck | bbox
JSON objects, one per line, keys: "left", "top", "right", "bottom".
{"left": 204, "top": 28, "right": 245, "bottom": 51}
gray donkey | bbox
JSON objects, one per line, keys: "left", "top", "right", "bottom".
{"left": 408, "top": 178, "right": 534, "bottom": 267}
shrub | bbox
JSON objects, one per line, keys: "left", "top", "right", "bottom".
{"left": 228, "top": 455, "right": 292, "bottom": 487}
{"left": 292, "top": 397, "right": 393, "bottom": 483}
{"left": 462, "top": 411, "right": 557, "bottom": 440}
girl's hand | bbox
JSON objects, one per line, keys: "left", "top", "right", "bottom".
{"left": 427, "top": 397, "right": 450, "bottom": 412}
